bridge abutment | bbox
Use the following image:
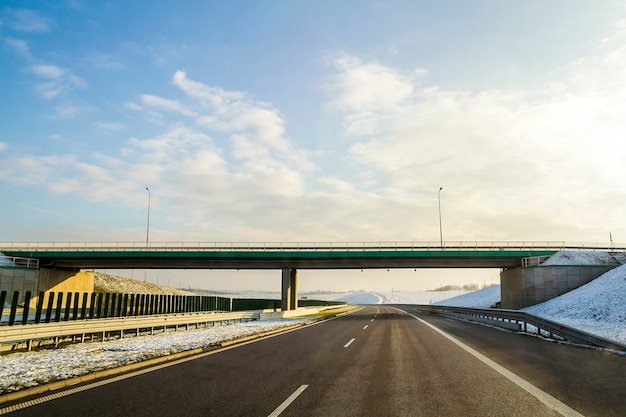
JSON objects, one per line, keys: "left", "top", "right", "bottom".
{"left": 31, "top": 268, "right": 94, "bottom": 307}
{"left": 501, "top": 264, "right": 617, "bottom": 309}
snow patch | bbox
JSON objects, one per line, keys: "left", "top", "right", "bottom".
{"left": 523, "top": 264, "right": 626, "bottom": 344}
{"left": 541, "top": 250, "right": 618, "bottom": 266}
{"left": 433, "top": 285, "right": 501, "bottom": 308}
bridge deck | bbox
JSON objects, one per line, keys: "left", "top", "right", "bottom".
{"left": 2, "top": 241, "right": 621, "bottom": 270}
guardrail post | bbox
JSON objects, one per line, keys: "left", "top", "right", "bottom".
{"left": 109, "top": 293, "right": 116, "bottom": 317}
{"left": 129, "top": 294, "right": 136, "bottom": 316}
{"left": 8, "top": 291, "right": 19, "bottom": 326}
{"left": 80, "top": 292, "right": 88, "bottom": 319}
{"left": 0, "top": 290, "right": 6, "bottom": 323}
{"left": 103, "top": 293, "right": 111, "bottom": 318}
{"left": 64, "top": 292, "right": 72, "bottom": 321}
{"left": 134, "top": 294, "right": 141, "bottom": 316}
{"left": 122, "top": 294, "right": 129, "bottom": 317}
{"left": 96, "top": 293, "right": 103, "bottom": 318}
{"left": 34, "top": 291, "right": 45, "bottom": 324}
{"left": 43, "top": 292, "right": 54, "bottom": 324}
{"left": 54, "top": 292, "right": 63, "bottom": 322}
{"left": 71, "top": 292, "right": 79, "bottom": 320}
{"left": 22, "top": 291, "right": 32, "bottom": 325}
{"left": 116, "top": 293, "right": 123, "bottom": 317}
{"left": 89, "top": 293, "right": 96, "bottom": 319}
{"left": 148, "top": 294, "right": 154, "bottom": 315}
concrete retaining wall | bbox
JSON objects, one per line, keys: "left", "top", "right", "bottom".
{"left": 0, "top": 268, "right": 39, "bottom": 303}
{"left": 501, "top": 265, "right": 616, "bottom": 309}
{"left": 0, "top": 268, "right": 94, "bottom": 306}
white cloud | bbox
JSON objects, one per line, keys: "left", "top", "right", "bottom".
{"left": 3, "top": 37, "right": 31, "bottom": 59}
{"left": 172, "top": 70, "right": 314, "bottom": 172}
{"left": 140, "top": 94, "right": 197, "bottom": 117}
{"left": 29, "top": 64, "right": 87, "bottom": 99}
{"left": 321, "top": 39, "right": 626, "bottom": 240}
{"left": 30, "top": 64, "right": 64, "bottom": 79}
{"left": 326, "top": 54, "right": 415, "bottom": 112}
{"left": 80, "top": 51, "right": 124, "bottom": 71}
{"left": 94, "top": 122, "right": 125, "bottom": 132}
{"left": 5, "top": 9, "right": 53, "bottom": 32}
{"left": 51, "top": 104, "right": 82, "bottom": 119}
{"left": 325, "top": 54, "right": 419, "bottom": 136}
{"left": 0, "top": 142, "right": 6, "bottom": 152}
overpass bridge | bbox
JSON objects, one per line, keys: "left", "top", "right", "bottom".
{"left": 2, "top": 240, "right": 616, "bottom": 269}
{"left": 1, "top": 241, "right": 623, "bottom": 310}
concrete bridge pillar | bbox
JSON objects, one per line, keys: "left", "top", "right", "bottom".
{"left": 281, "top": 268, "right": 298, "bottom": 311}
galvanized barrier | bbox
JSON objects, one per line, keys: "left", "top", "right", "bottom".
{"left": 0, "top": 311, "right": 259, "bottom": 351}
{"left": 408, "top": 304, "right": 626, "bottom": 352}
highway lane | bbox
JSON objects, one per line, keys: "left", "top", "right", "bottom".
{"left": 2, "top": 305, "right": 623, "bottom": 416}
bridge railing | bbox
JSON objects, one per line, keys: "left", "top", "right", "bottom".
{"left": 0, "top": 256, "right": 39, "bottom": 269}
{"left": 1, "top": 241, "right": 624, "bottom": 252}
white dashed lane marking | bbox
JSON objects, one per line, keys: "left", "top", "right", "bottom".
{"left": 268, "top": 385, "right": 309, "bottom": 417}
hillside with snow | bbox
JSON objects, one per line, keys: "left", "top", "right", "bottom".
{"left": 94, "top": 272, "right": 195, "bottom": 295}
{"left": 432, "top": 285, "right": 501, "bottom": 308}
{"left": 432, "top": 250, "right": 626, "bottom": 345}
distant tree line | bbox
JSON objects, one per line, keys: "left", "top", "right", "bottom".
{"left": 429, "top": 283, "right": 497, "bottom": 292}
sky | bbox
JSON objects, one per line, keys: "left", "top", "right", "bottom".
{"left": 1, "top": 1, "right": 626, "bottom": 291}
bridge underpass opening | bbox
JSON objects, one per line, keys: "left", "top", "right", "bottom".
{"left": 94, "top": 267, "right": 502, "bottom": 309}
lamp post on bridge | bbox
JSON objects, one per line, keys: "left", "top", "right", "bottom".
{"left": 145, "top": 187, "right": 151, "bottom": 247}
{"left": 438, "top": 187, "right": 443, "bottom": 248}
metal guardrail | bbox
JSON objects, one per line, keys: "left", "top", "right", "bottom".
{"left": 412, "top": 305, "right": 626, "bottom": 352}
{"left": 0, "top": 311, "right": 259, "bottom": 351}
{"left": 0, "top": 256, "right": 39, "bottom": 269}
{"left": 521, "top": 255, "right": 622, "bottom": 268}
{"left": 1, "top": 241, "right": 625, "bottom": 252}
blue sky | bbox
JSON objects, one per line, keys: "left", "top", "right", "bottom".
{"left": 1, "top": 1, "right": 626, "bottom": 291}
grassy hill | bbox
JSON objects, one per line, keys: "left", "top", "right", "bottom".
{"left": 94, "top": 272, "right": 195, "bottom": 295}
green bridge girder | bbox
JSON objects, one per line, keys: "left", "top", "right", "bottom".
{"left": 3, "top": 248, "right": 559, "bottom": 270}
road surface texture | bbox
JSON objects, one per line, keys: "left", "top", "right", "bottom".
{"left": 2, "top": 305, "right": 624, "bottom": 416}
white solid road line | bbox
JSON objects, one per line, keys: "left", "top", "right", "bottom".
{"left": 343, "top": 338, "right": 356, "bottom": 348}
{"left": 268, "top": 385, "right": 309, "bottom": 417}
{"left": 396, "top": 308, "right": 585, "bottom": 417}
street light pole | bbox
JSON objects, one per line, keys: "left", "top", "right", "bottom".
{"left": 438, "top": 187, "right": 443, "bottom": 248}
{"left": 145, "top": 187, "right": 151, "bottom": 246}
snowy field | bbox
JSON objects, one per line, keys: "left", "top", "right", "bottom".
{"left": 1, "top": 250, "right": 624, "bottom": 395}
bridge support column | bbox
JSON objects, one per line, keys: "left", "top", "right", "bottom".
{"left": 281, "top": 268, "right": 298, "bottom": 311}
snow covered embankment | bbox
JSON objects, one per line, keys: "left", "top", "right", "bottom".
{"left": 432, "top": 251, "right": 626, "bottom": 345}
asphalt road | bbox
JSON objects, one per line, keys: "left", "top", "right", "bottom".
{"left": 2, "top": 306, "right": 625, "bottom": 417}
